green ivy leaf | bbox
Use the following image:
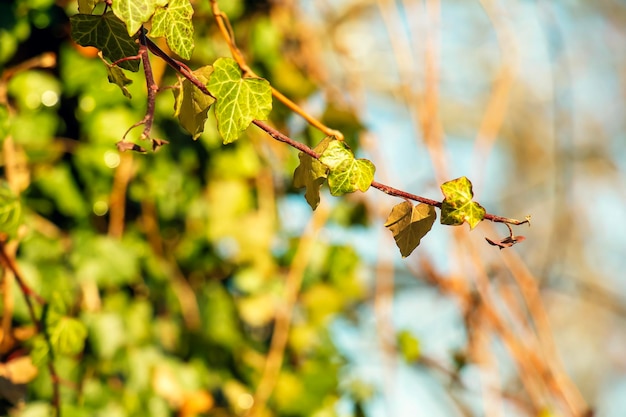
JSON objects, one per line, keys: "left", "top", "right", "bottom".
{"left": 150, "top": 0, "right": 194, "bottom": 60}
{"left": 293, "top": 136, "right": 332, "bottom": 210}
{"left": 207, "top": 57, "right": 272, "bottom": 144}
{"left": 440, "top": 176, "right": 486, "bottom": 229}
{"left": 70, "top": 12, "right": 140, "bottom": 72}
{"left": 0, "top": 184, "right": 22, "bottom": 239}
{"left": 49, "top": 317, "right": 88, "bottom": 356}
{"left": 104, "top": 63, "right": 133, "bottom": 98}
{"left": 44, "top": 293, "right": 87, "bottom": 356}
{"left": 173, "top": 65, "right": 215, "bottom": 139}
{"left": 319, "top": 140, "right": 375, "bottom": 196}
{"left": 384, "top": 201, "right": 436, "bottom": 257}
{"left": 397, "top": 330, "right": 420, "bottom": 362}
{"left": 111, "top": 0, "right": 165, "bottom": 37}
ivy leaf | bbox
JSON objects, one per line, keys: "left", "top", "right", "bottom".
{"left": 111, "top": 0, "right": 164, "bottom": 37}
{"left": 104, "top": 64, "right": 133, "bottom": 98}
{"left": 440, "top": 176, "right": 486, "bottom": 229}
{"left": 70, "top": 12, "right": 140, "bottom": 72}
{"left": 0, "top": 184, "right": 22, "bottom": 239}
{"left": 150, "top": 0, "right": 194, "bottom": 60}
{"left": 173, "top": 65, "right": 215, "bottom": 139}
{"left": 49, "top": 317, "right": 88, "bottom": 356}
{"left": 319, "top": 140, "right": 375, "bottom": 196}
{"left": 207, "top": 57, "right": 272, "bottom": 144}
{"left": 384, "top": 201, "right": 436, "bottom": 257}
{"left": 78, "top": 0, "right": 99, "bottom": 14}
{"left": 293, "top": 136, "right": 332, "bottom": 210}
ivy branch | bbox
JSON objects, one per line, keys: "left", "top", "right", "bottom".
{"left": 140, "top": 35, "right": 530, "bottom": 256}
{"left": 66, "top": 0, "right": 530, "bottom": 251}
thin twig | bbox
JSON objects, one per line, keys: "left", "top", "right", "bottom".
{"left": 140, "top": 30, "right": 528, "bottom": 228}
{"left": 246, "top": 202, "right": 330, "bottom": 417}
{"left": 208, "top": 0, "right": 343, "bottom": 140}
{"left": 118, "top": 30, "right": 167, "bottom": 152}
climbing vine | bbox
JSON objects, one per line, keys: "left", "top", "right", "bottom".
{"left": 67, "top": 0, "right": 529, "bottom": 258}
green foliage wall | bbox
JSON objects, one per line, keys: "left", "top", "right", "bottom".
{"left": 0, "top": 1, "right": 369, "bottom": 415}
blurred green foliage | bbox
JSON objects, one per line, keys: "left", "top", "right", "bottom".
{"left": 0, "top": 0, "right": 372, "bottom": 416}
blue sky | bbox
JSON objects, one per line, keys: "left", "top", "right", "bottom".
{"left": 292, "top": 1, "right": 626, "bottom": 416}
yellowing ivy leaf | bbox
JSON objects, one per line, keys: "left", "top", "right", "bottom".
{"left": 150, "top": 0, "right": 194, "bottom": 60}
{"left": 440, "top": 176, "right": 485, "bottom": 229}
{"left": 319, "top": 140, "right": 375, "bottom": 196}
{"left": 293, "top": 136, "right": 332, "bottom": 210}
{"left": 70, "top": 12, "right": 140, "bottom": 72}
{"left": 384, "top": 201, "right": 436, "bottom": 257}
{"left": 104, "top": 63, "right": 133, "bottom": 98}
{"left": 173, "top": 65, "right": 215, "bottom": 139}
{"left": 207, "top": 57, "right": 272, "bottom": 144}
{"left": 112, "top": 0, "right": 163, "bottom": 37}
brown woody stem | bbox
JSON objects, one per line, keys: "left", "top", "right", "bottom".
{"left": 143, "top": 36, "right": 528, "bottom": 228}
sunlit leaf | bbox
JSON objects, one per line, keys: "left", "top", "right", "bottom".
{"left": 0, "top": 184, "right": 22, "bottom": 239}
{"left": 319, "top": 140, "right": 375, "bottom": 196}
{"left": 207, "top": 57, "right": 272, "bottom": 144}
{"left": 173, "top": 65, "right": 215, "bottom": 139}
{"left": 440, "top": 176, "right": 485, "bottom": 229}
{"left": 397, "top": 330, "right": 420, "bottom": 362}
{"left": 111, "top": 0, "right": 164, "bottom": 37}
{"left": 150, "top": 0, "right": 194, "bottom": 59}
{"left": 293, "top": 136, "right": 332, "bottom": 210}
{"left": 104, "top": 63, "right": 133, "bottom": 98}
{"left": 384, "top": 201, "right": 436, "bottom": 257}
{"left": 70, "top": 12, "right": 140, "bottom": 72}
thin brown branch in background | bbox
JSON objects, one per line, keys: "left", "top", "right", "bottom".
{"left": 247, "top": 203, "right": 330, "bottom": 417}
{"left": 209, "top": 0, "right": 344, "bottom": 140}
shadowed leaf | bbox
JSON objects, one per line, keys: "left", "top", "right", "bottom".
{"left": 104, "top": 64, "right": 133, "bottom": 98}
{"left": 173, "top": 65, "right": 215, "bottom": 139}
{"left": 384, "top": 201, "right": 436, "bottom": 257}
{"left": 293, "top": 136, "right": 332, "bottom": 210}
{"left": 70, "top": 12, "right": 140, "bottom": 71}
